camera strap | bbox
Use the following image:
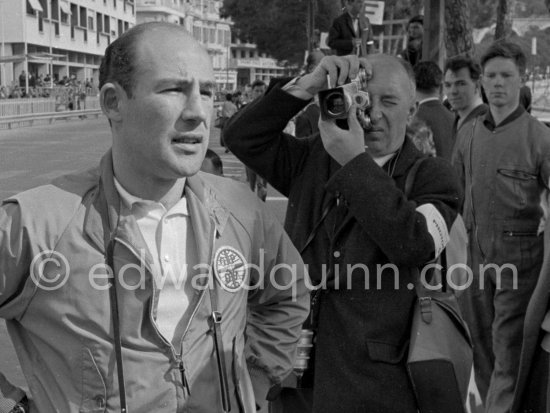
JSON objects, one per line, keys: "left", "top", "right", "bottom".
{"left": 208, "top": 282, "right": 231, "bottom": 413}
{"left": 300, "top": 197, "right": 336, "bottom": 255}
{"left": 105, "top": 238, "right": 129, "bottom": 413}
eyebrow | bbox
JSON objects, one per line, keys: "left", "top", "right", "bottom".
{"left": 156, "top": 78, "right": 216, "bottom": 89}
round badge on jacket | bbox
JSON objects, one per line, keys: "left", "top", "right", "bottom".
{"left": 213, "top": 246, "right": 248, "bottom": 292}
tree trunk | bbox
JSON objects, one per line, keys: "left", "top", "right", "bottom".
{"left": 444, "top": 0, "right": 475, "bottom": 58}
{"left": 495, "top": 0, "right": 515, "bottom": 40}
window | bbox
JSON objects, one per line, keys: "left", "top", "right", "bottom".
{"left": 79, "top": 6, "right": 87, "bottom": 28}
{"left": 88, "top": 16, "right": 94, "bottom": 30}
{"left": 193, "top": 26, "right": 201, "bottom": 41}
{"left": 27, "top": 0, "right": 43, "bottom": 15}
{"left": 51, "top": 0, "right": 59, "bottom": 20}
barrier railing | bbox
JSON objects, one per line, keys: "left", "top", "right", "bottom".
{"left": 0, "top": 97, "right": 100, "bottom": 118}
{"left": 0, "top": 109, "right": 103, "bottom": 130}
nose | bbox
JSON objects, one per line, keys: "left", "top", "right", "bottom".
{"left": 369, "top": 102, "right": 382, "bottom": 123}
{"left": 181, "top": 87, "right": 208, "bottom": 125}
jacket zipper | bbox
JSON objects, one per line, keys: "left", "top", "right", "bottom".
{"left": 177, "top": 357, "right": 191, "bottom": 395}
{"left": 114, "top": 219, "right": 220, "bottom": 402}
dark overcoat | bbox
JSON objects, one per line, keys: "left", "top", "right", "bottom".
{"left": 225, "top": 84, "right": 462, "bottom": 413}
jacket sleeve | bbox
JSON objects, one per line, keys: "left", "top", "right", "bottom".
{"left": 326, "top": 152, "right": 462, "bottom": 266}
{"left": 0, "top": 202, "right": 30, "bottom": 413}
{"left": 244, "top": 205, "right": 310, "bottom": 406}
{"left": 224, "top": 85, "right": 314, "bottom": 197}
{"left": 451, "top": 129, "right": 466, "bottom": 202}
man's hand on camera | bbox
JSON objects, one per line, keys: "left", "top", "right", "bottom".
{"left": 318, "top": 103, "right": 366, "bottom": 166}
{"left": 287, "top": 55, "right": 372, "bottom": 100}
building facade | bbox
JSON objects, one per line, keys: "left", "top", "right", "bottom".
{"left": 0, "top": 0, "right": 291, "bottom": 93}
{"left": 231, "top": 39, "right": 291, "bottom": 90}
{"left": 0, "top": 0, "right": 135, "bottom": 88}
{"left": 136, "top": 0, "right": 236, "bottom": 91}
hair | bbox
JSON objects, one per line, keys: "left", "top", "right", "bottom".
{"left": 251, "top": 79, "right": 266, "bottom": 90}
{"left": 407, "top": 15, "right": 424, "bottom": 28}
{"left": 225, "top": 93, "right": 233, "bottom": 101}
{"left": 202, "top": 149, "right": 224, "bottom": 175}
{"left": 444, "top": 55, "right": 481, "bottom": 81}
{"left": 413, "top": 61, "right": 443, "bottom": 93}
{"left": 99, "top": 22, "right": 190, "bottom": 97}
{"left": 480, "top": 41, "right": 527, "bottom": 74}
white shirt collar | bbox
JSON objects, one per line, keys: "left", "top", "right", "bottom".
{"left": 372, "top": 152, "right": 396, "bottom": 167}
{"left": 417, "top": 97, "right": 440, "bottom": 106}
{"left": 114, "top": 178, "right": 189, "bottom": 216}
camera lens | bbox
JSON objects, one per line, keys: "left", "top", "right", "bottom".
{"left": 324, "top": 92, "right": 347, "bottom": 117}
{"left": 354, "top": 91, "right": 370, "bottom": 110}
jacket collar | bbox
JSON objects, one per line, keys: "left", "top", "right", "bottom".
{"left": 83, "top": 152, "right": 231, "bottom": 254}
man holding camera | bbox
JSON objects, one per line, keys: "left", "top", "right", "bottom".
{"left": 225, "top": 54, "right": 462, "bottom": 412}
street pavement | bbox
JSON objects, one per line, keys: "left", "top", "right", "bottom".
{"left": 0, "top": 115, "right": 288, "bottom": 389}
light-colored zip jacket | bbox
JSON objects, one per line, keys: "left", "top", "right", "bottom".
{"left": 0, "top": 151, "right": 309, "bottom": 412}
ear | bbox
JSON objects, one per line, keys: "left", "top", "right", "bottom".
{"left": 408, "top": 101, "right": 418, "bottom": 122}
{"left": 100, "top": 82, "right": 124, "bottom": 123}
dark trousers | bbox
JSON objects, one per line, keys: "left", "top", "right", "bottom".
{"left": 269, "top": 388, "right": 313, "bottom": 413}
{"left": 458, "top": 235, "right": 542, "bottom": 412}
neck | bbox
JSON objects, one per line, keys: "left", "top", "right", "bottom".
{"left": 490, "top": 102, "right": 519, "bottom": 126}
{"left": 112, "top": 154, "right": 186, "bottom": 210}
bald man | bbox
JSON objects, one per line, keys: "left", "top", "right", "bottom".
{"left": 225, "top": 54, "right": 462, "bottom": 412}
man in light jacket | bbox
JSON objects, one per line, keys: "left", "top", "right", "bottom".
{"left": 0, "top": 22, "right": 309, "bottom": 413}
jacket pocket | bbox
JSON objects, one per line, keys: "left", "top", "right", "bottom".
{"left": 366, "top": 340, "right": 408, "bottom": 364}
{"left": 80, "top": 348, "right": 107, "bottom": 413}
{"left": 495, "top": 168, "right": 539, "bottom": 216}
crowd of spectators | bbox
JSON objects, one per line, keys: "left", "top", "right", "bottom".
{"left": 0, "top": 71, "right": 97, "bottom": 103}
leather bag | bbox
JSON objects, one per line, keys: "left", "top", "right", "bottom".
{"left": 407, "top": 278, "right": 473, "bottom": 413}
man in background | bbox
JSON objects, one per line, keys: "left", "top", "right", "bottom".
{"left": 413, "top": 60, "right": 454, "bottom": 160}
{"left": 327, "top": 0, "right": 374, "bottom": 56}
{"left": 443, "top": 55, "right": 487, "bottom": 142}
{"left": 399, "top": 15, "right": 423, "bottom": 67}
{"left": 452, "top": 41, "right": 550, "bottom": 412}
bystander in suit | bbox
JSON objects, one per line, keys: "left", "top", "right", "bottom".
{"left": 413, "top": 61, "right": 454, "bottom": 160}
{"left": 443, "top": 55, "right": 487, "bottom": 145}
{"left": 327, "top": 0, "right": 374, "bottom": 56}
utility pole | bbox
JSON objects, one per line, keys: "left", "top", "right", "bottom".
{"left": 307, "top": 0, "right": 315, "bottom": 52}
{"left": 423, "top": 0, "right": 445, "bottom": 68}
